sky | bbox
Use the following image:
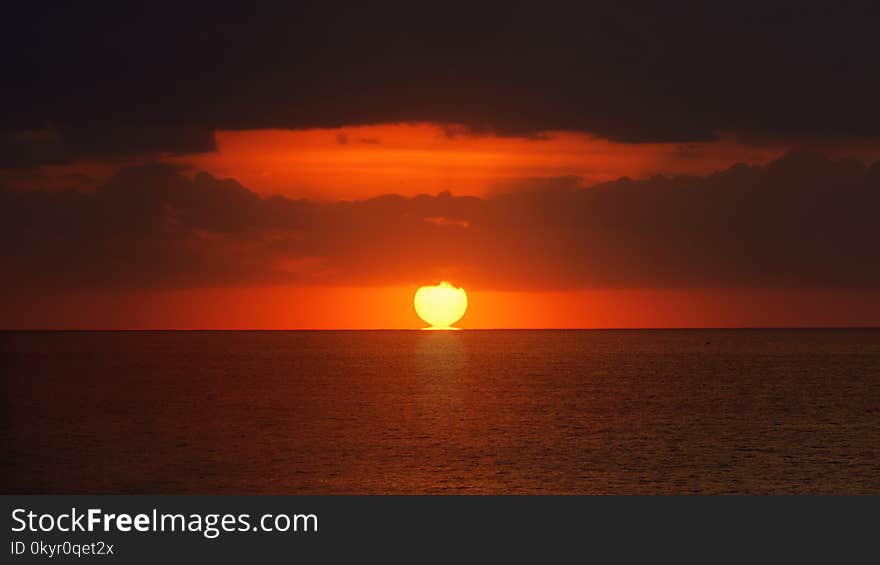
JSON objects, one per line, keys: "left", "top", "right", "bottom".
{"left": 2, "top": 3, "right": 879, "bottom": 328}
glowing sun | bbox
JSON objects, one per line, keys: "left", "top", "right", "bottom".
{"left": 414, "top": 282, "right": 468, "bottom": 330}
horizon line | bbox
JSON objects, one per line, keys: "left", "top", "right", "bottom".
{"left": 2, "top": 326, "right": 879, "bottom": 332}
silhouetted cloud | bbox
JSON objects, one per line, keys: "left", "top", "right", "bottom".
{"left": 61, "top": 125, "right": 217, "bottom": 158}
{"left": 2, "top": 153, "right": 878, "bottom": 291}
{"left": 0, "top": 131, "right": 66, "bottom": 169}
{"left": 0, "top": 126, "right": 216, "bottom": 170}
{"left": 2, "top": 3, "right": 880, "bottom": 151}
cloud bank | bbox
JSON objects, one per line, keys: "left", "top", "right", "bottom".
{"left": 2, "top": 152, "right": 878, "bottom": 292}
{"left": 2, "top": 2, "right": 880, "bottom": 161}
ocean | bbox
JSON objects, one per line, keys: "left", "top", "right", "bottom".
{"left": 2, "top": 329, "right": 878, "bottom": 493}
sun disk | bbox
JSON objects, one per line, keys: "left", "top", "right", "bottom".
{"left": 414, "top": 282, "right": 468, "bottom": 329}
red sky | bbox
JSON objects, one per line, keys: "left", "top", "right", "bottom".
{"left": 10, "top": 123, "right": 880, "bottom": 198}
{"left": 190, "top": 126, "right": 880, "bottom": 201}
{"left": 185, "top": 125, "right": 781, "bottom": 200}
{"left": 4, "top": 286, "right": 880, "bottom": 330}
{"left": 2, "top": 124, "right": 880, "bottom": 329}
{"left": 4, "top": 5, "right": 880, "bottom": 328}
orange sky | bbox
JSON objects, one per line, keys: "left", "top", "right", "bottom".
{"left": 6, "top": 6, "right": 880, "bottom": 331}
{"left": 3, "top": 123, "right": 880, "bottom": 329}
{"left": 182, "top": 125, "right": 749, "bottom": 199}
{"left": 5, "top": 286, "right": 880, "bottom": 330}
{"left": 11, "top": 123, "right": 880, "bottom": 199}
{"left": 182, "top": 124, "right": 877, "bottom": 200}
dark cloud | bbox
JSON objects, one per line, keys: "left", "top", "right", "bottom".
{"left": 2, "top": 2, "right": 880, "bottom": 149}
{"left": 2, "top": 153, "right": 878, "bottom": 291}
{"left": 488, "top": 175, "right": 584, "bottom": 195}
{"left": 0, "top": 131, "right": 66, "bottom": 169}
{"left": 60, "top": 125, "right": 216, "bottom": 158}
{"left": 0, "top": 126, "right": 216, "bottom": 170}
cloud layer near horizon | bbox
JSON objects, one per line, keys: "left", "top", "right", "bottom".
{"left": 2, "top": 152, "right": 878, "bottom": 292}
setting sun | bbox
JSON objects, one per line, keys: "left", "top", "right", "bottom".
{"left": 413, "top": 282, "right": 468, "bottom": 329}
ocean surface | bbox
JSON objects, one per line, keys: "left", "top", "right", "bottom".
{"left": 2, "top": 329, "right": 878, "bottom": 494}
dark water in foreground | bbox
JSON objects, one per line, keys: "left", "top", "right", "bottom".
{"left": 2, "top": 330, "right": 878, "bottom": 494}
